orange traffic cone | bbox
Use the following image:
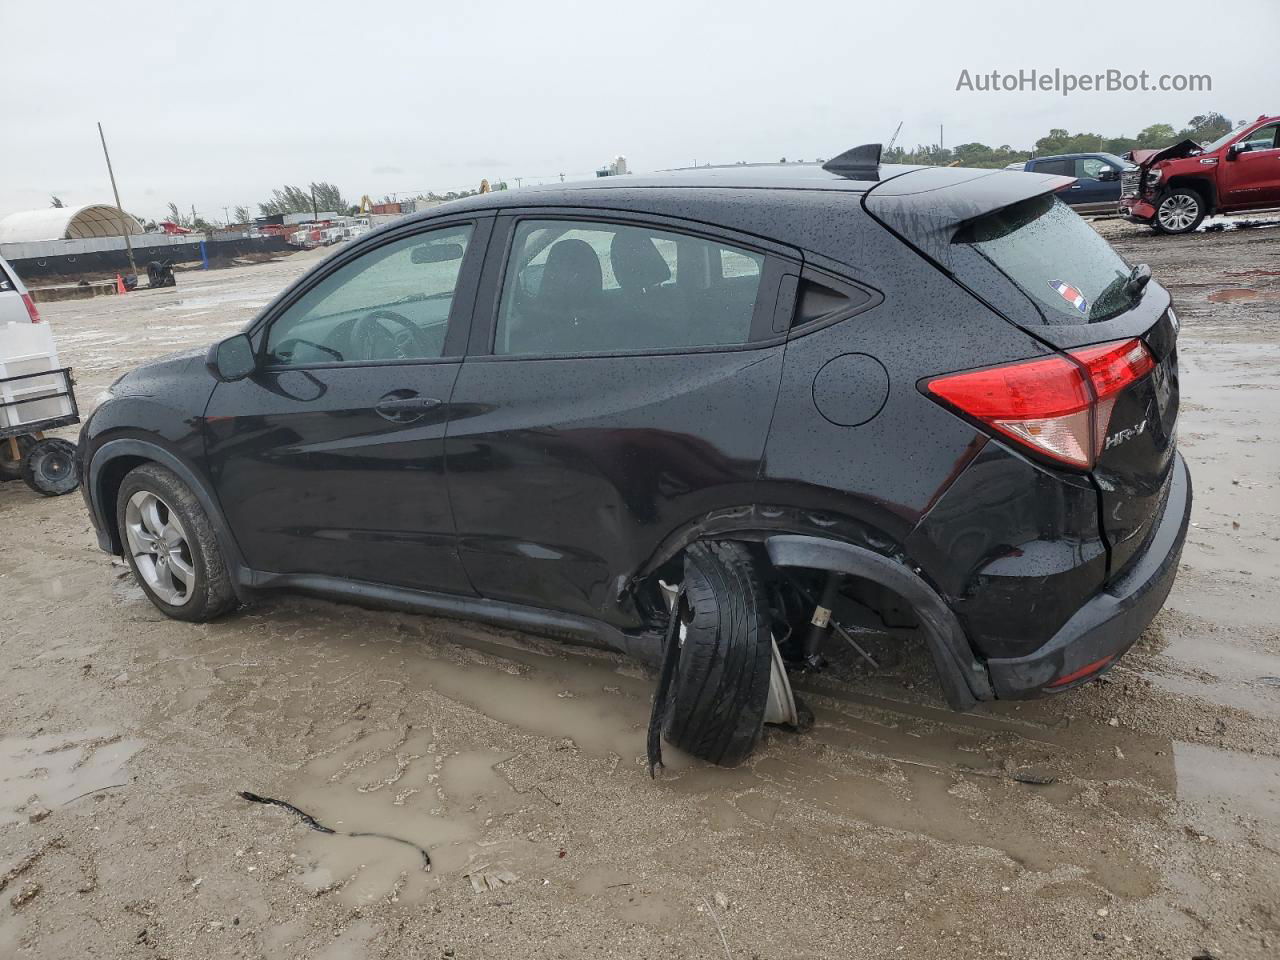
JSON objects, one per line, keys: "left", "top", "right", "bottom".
{"left": 115, "top": 274, "right": 126, "bottom": 294}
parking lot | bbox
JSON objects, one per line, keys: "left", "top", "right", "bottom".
{"left": 1, "top": 224, "right": 1277, "bottom": 959}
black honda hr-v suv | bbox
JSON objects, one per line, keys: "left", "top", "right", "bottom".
{"left": 80, "top": 145, "right": 1191, "bottom": 766}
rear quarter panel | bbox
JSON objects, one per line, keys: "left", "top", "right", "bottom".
{"left": 757, "top": 212, "right": 1058, "bottom": 556}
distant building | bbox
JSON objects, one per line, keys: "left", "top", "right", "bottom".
{"left": 595, "top": 155, "right": 629, "bottom": 178}
{"left": 0, "top": 204, "right": 144, "bottom": 243}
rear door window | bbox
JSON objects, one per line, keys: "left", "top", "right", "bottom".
{"left": 955, "top": 195, "right": 1139, "bottom": 324}
{"left": 1032, "top": 158, "right": 1074, "bottom": 176}
{"left": 495, "top": 220, "right": 765, "bottom": 355}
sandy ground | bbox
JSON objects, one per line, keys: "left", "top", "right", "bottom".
{"left": 1, "top": 223, "right": 1278, "bottom": 960}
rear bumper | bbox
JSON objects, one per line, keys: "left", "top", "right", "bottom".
{"left": 985, "top": 452, "right": 1191, "bottom": 698}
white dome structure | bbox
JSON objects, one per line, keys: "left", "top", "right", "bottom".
{"left": 0, "top": 204, "right": 144, "bottom": 244}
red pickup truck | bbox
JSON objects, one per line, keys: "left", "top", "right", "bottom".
{"left": 1120, "top": 114, "right": 1280, "bottom": 234}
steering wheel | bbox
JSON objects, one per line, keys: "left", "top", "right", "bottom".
{"left": 350, "top": 310, "right": 429, "bottom": 361}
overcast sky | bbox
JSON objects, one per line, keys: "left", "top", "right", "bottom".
{"left": 3, "top": 0, "right": 1277, "bottom": 223}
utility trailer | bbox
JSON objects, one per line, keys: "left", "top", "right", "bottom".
{"left": 0, "top": 321, "right": 81, "bottom": 496}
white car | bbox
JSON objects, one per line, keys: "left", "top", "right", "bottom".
{"left": 0, "top": 253, "right": 40, "bottom": 325}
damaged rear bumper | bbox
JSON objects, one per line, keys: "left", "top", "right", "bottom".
{"left": 984, "top": 453, "right": 1191, "bottom": 698}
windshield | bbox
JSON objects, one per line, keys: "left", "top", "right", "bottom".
{"left": 956, "top": 195, "right": 1140, "bottom": 324}
{"left": 1097, "top": 152, "right": 1136, "bottom": 170}
{"left": 1200, "top": 127, "right": 1241, "bottom": 153}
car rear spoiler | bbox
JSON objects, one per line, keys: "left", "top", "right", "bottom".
{"left": 862, "top": 166, "right": 1076, "bottom": 271}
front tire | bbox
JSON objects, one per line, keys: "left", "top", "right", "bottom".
{"left": 663, "top": 542, "right": 773, "bottom": 766}
{"left": 115, "top": 463, "right": 237, "bottom": 622}
{"left": 1153, "top": 187, "right": 1206, "bottom": 234}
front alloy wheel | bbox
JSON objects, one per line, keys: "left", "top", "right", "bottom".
{"left": 124, "top": 490, "right": 196, "bottom": 605}
{"left": 1153, "top": 189, "right": 1205, "bottom": 235}
{"left": 115, "top": 463, "right": 237, "bottom": 621}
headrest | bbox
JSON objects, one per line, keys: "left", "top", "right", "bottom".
{"left": 610, "top": 231, "right": 671, "bottom": 290}
{"left": 539, "top": 239, "right": 603, "bottom": 305}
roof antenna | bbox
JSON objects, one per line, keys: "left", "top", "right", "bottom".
{"left": 821, "top": 143, "right": 882, "bottom": 180}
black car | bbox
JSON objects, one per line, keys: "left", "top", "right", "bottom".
{"left": 80, "top": 145, "right": 1191, "bottom": 766}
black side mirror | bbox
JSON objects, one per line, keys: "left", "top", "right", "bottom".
{"left": 1096, "top": 168, "right": 1119, "bottom": 182}
{"left": 208, "top": 333, "right": 257, "bottom": 382}
{"left": 1227, "top": 142, "right": 1244, "bottom": 159}
{"left": 411, "top": 242, "right": 464, "bottom": 264}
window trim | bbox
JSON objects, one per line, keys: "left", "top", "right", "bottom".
{"left": 784, "top": 266, "right": 884, "bottom": 339}
{"left": 249, "top": 214, "right": 494, "bottom": 372}
{"left": 466, "top": 209, "right": 800, "bottom": 362}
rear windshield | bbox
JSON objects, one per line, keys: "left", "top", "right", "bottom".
{"left": 955, "top": 195, "right": 1139, "bottom": 324}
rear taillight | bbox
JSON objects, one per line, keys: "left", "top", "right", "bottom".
{"left": 21, "top": 293, "right": 41, "bottom": 323}
{"left": 924, "top": 338, "right": 1155, "bottom": 469}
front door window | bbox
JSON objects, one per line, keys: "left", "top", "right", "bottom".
{"left": 265, "top": 224, "right": 474, "bottom": 365}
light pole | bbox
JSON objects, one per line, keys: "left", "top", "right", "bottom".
{"left": 97, "top": 122, "right": 137, "bottom": 277}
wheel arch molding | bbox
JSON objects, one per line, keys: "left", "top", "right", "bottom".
{"left": 88, "top": 437, "right": 251, "bottom": 599}
{"left": 763, "top": 533, "right": 991, "bottom": 710}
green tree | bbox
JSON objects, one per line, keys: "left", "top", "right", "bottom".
{"left": 1134, "top": 123, "right": 1178, "bottom": 147}
{"left": 310, "top": 182, "right": 349, "bottom": 216}
{"left": 50, "top": 195, "right": 64, "bottom": 208}
{"left": 259, "top": 182, "right": 351, "bottom": 218}
{"left": 1180, "top": 112, "right": 1232, "bottom": 143}
{"left": 165, "top": 202, "right": 214, "bottom": 231}
{"left": 874, "top": 110, "right": 1235, "bottom": 169}
{"left": 233, "top": 205, "right": 251, "bottom": 224}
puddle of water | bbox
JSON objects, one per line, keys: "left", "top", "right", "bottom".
{"left": 311, "top": 919, "right": 377, "bottom": 960}
{"left": 1207, "top": 288, "right": 1264, "bottom": 303}
{"left": 1148, "top": 634, "right": 1280, "bottom": 714}
{"left": 316, "top": 638, "right": 1163, "bottom": 896}
{"left": 1148, "top": 671, "right": 1280, "bottom": 715}
{"left": 1174, "top": 741, "right": 1280, "bottom": 828}
{"left": 154, "top": 293, "right": 271, "bottom": 311}
{"left": 261, "top": 917, "right": 307, "bottom": 954}
{"left": 0, "top": 728, "right": 144, "bottom": 825}
{"left": 263, "top": 727, "right": 543, "bottom": 905}
{"left": 1160, "top": 635, "right": 1280, "bottom": 681}
{"left": 176, "top": 600, "right": 1187, "bottom": 901}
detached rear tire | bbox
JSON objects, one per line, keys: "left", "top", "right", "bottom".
{"left": 1153, "top": 187, "right": 1206, "bottom": 235}
{"left": 115, "top": 463, "right": 237, "bottom": 622}
{"left": 663, "top": 541, "right": 773, "bottom": 766}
